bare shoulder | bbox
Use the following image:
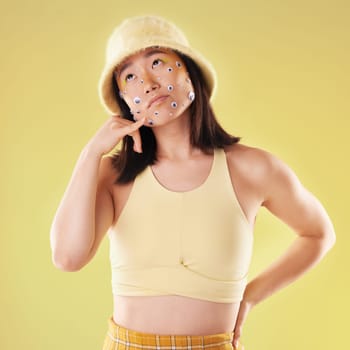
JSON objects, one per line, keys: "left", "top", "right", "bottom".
{"left": 223, "top": 143, "right": 281, "bottom": 178}
{"left": 225, "top": 143, "right": 280, "bottom": 168}
{"left": 223, "top": 143, "right": 299, "bottom": 204}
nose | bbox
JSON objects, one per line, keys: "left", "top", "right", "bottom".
{"left": 142, "top": 73, "right": 160, "bottom": 94}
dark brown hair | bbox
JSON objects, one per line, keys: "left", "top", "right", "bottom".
{"left": 111, "top": 51, "right": 240, "bottom": 184}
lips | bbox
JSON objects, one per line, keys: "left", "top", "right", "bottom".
{"left": 148, "top": 95, "right": 169, "bottom": 108}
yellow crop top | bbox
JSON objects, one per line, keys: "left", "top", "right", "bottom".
{"left": 108, "top": 147, "right": 253, "bottom": 303}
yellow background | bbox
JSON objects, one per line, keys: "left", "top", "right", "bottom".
{"left": 1, "top": 0, "right": 348, "bottom": 349}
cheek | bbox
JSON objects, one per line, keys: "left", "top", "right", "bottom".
{"left": 172, "top": 70, "right": 195, "bottom": 100}
{"left": 121, "top": 86, "right": 144, "bottom": 108}
{"left": 158, "top": 62, "right": 195, "bottom": 111}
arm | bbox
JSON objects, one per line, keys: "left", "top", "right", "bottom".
{"left": 50, "top": 115, "right": 145, "bottom": 271}
{"left": 245, "top": 153, "right": 335, "bottom": 305}
{"left": 232, "top": 148, "right": 335, "bottom": 348}
{"left": 50, "top": 148, "right": 114, "bottom": 271}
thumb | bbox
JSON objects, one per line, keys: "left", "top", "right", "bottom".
{"left": 124, "top": 117, "right": 146, "bottom": 153}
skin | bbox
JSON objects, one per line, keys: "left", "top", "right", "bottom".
{"left": 50, "top": 47, "right": 336, "bottom": 349}
{"left": 115, "top": 47, "right": 194, "bottom": 128}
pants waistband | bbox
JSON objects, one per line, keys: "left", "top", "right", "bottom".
{"left": 107, "top": 317, "right": 234, "bottom": 348}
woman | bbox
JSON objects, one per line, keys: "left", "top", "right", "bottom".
{"left": 50, "top": 15, "right": 336, "bottom": 349}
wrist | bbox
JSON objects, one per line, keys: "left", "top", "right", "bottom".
{"left": 242, "top": 282, "right": 261, "bottom": 309}
{"left": 81, "top": 143, "right": 105, "bottom": 161}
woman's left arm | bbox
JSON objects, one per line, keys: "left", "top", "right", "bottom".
{"left": 232, "top": 150, "right": 336, "bottom": 348}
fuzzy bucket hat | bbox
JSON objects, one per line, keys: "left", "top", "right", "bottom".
{"left": 98, "top": 15, "right": 217, "bottom": 116}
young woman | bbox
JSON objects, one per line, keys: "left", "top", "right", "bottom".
{"left": 50, "top": 15, "right": 336, "bottom": 350}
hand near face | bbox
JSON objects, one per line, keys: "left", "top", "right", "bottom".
{"left": 87, "top": 115, "right": 146, "bottom": 156}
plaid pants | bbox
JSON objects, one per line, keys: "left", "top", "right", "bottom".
{"left": 103, "top": 317, "right": 243, "bottom": 350}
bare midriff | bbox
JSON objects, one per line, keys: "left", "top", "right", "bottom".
{"left": 112, "top": 294, "right": 240, "bottom": 335}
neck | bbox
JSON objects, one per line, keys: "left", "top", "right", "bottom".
{"left": 151, "top": 111, "right": 200, "bottom": 161}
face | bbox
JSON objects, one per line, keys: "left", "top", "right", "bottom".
{"left": 115, "top": 47, "right": 195, "bottom": 127}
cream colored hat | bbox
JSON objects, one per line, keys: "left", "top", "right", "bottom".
{"left": 98, "top": 15, "right": 217, "bottom": 115}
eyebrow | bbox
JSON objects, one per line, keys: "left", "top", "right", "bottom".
{"left": 117, "top": 48, "right": 169, "bottom": 77}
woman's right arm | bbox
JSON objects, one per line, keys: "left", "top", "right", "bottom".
{"left": 50, "top": 115, "right": 145, "bottom": 271}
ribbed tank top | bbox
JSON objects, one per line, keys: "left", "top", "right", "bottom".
{"left": 108, "top": 147, "right": 253, "bottom": 303}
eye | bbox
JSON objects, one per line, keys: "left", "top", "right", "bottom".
{"left": 125, "top": 73, "right": 135, "bottom": 82}
{"left": 152, "top": 58, "right": 163, "bottom": 68}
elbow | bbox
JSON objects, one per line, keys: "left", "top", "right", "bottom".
{"left": 51, "top": 250, "right": 86, "bottom": 272}
{"left": 50, "top": 228, "right": 89, "bottom": 272}
{"left": 320, "top": 226, "right": 336, "bottom": 255}
{"left": 327, "top": 228, "right": 336, "bottom": 250}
